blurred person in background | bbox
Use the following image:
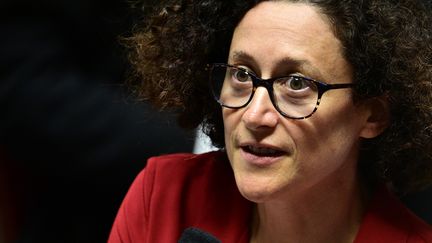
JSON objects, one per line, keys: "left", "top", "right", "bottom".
{"left": 0, "top": 0, "right": 194, "bottom": 242}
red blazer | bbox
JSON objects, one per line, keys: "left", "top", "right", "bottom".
{"left": 108, "top": 151, "right": 432, "bottom": 243}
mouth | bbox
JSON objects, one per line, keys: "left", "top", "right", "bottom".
{"left": 239, "top": 144, "right": 286, "bottom": 166}
{"left": 241, "top": 144, "right": 286, "bottom": 157}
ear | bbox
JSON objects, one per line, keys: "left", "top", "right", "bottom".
{"left": 359, "top": 95, "right": 390, "bottom": 139}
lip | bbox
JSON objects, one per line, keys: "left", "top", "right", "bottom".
{"left": 238, "top": 142, "right": 287, "bottom": 167}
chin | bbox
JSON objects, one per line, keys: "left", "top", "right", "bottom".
{"left": 234, "top": 176, "right": 281, "bottom": 203}
{"left": 239, "top": 188, "right": 270, "bottom": 203}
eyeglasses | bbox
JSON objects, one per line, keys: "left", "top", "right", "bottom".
{"left": 208, "top": 63, "right": 355, "bottom": 119}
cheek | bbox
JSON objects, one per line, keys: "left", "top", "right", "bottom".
{"left": 285, "top": 122, "right": 359, "bottom": 192}
{"left": 313, "top": 95, "right": 364, "bottom": 136}
{"left": 292, "top": 100, "right": 365, "bottom": 162}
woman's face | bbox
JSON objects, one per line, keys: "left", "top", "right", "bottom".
{"left": 223, "top": 2, "right": 376, "bottom": 203}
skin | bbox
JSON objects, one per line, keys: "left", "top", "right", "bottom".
{"left": 222, "top": 2, "right": 388, "bottom": 242}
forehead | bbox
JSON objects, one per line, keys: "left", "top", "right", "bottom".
{"left": 229, "top": 1, "right": 350, "bottom": 81}
{"left": 240, "top": 1, "right": 332, "bottom": 33}
{"left": 232, "top": 1, "right": 339, "bottom": 56}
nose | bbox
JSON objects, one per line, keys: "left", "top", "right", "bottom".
{"left": 242, "top": 87, "right": 279, "bottom": 130}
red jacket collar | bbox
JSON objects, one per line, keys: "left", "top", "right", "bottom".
{"left": 355, "top": 185, "right": 432, "bottom": 243}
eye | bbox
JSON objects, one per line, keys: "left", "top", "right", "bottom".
{"left": 286, "top": 76, "right": 311, "bottom": 90}
{"left": 231, "top": 68, "right": 251, "bottom": 82}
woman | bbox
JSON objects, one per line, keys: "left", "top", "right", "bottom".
{"left": 109, "top": 0, "right": 432, "bottom": 242}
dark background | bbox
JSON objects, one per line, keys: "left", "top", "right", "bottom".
{"left": 0, "top": 0, "right": 194, "bottom": 242}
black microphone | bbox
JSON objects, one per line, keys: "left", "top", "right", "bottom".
{"left": 178, "top": 227, "right": 221, "bottom": 243}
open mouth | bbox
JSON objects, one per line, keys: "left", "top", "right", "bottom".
{"left": 242, "top": 145, "right": 286, "bottom": 157}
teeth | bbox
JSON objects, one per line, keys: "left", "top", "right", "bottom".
{"left": 248, "top": 145, "right": 279, "bottom": 155}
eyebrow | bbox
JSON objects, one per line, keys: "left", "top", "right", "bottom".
{"left": 230, "top": 50, "right": 323, "bottom": 80}
{"left": 230, "top": 51, "right": 254, "bottom": 63}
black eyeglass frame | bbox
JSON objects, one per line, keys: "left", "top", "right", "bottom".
{"left": 208, "top": 63, "right": 355, "bottom": 119}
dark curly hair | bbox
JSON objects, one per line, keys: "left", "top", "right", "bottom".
{"left": 126, "top": 0, "right": 432, "bottom": 194}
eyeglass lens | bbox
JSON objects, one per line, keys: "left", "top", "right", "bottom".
{"left": 210, "top": 64, "right": 319, "bottom": 119}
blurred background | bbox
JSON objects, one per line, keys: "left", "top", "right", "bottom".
{"left": 0, "top": 0, "right": 195, "bottom": 242}
{"left": 0, "top": 0, "right": 430, "bottom": 243}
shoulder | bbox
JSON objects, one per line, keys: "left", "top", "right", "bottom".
{"left": 144, "top": 151, "right": 234, "bottom": 203}
{"left": 355, "top": 185, "right": 432, "bottom": 243}
{"left": 108, "top": 151, "right": 232, "bottom": 242}
{"left": 109, "top": 151, "right": 252, "bottom": 242}
{"left": 125, "top": 151, "right": 230, "bottom": 206}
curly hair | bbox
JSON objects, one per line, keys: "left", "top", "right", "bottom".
{"left": 126, "top": 0, "right": 432, "bottom": 194}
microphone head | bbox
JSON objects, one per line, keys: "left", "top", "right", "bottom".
{"left": 178, "top": 227, "right": 221, "bottom": 243}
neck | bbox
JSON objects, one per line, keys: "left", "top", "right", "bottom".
{"left": 250, "top": 172, "right": 369, "bottom": 243}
